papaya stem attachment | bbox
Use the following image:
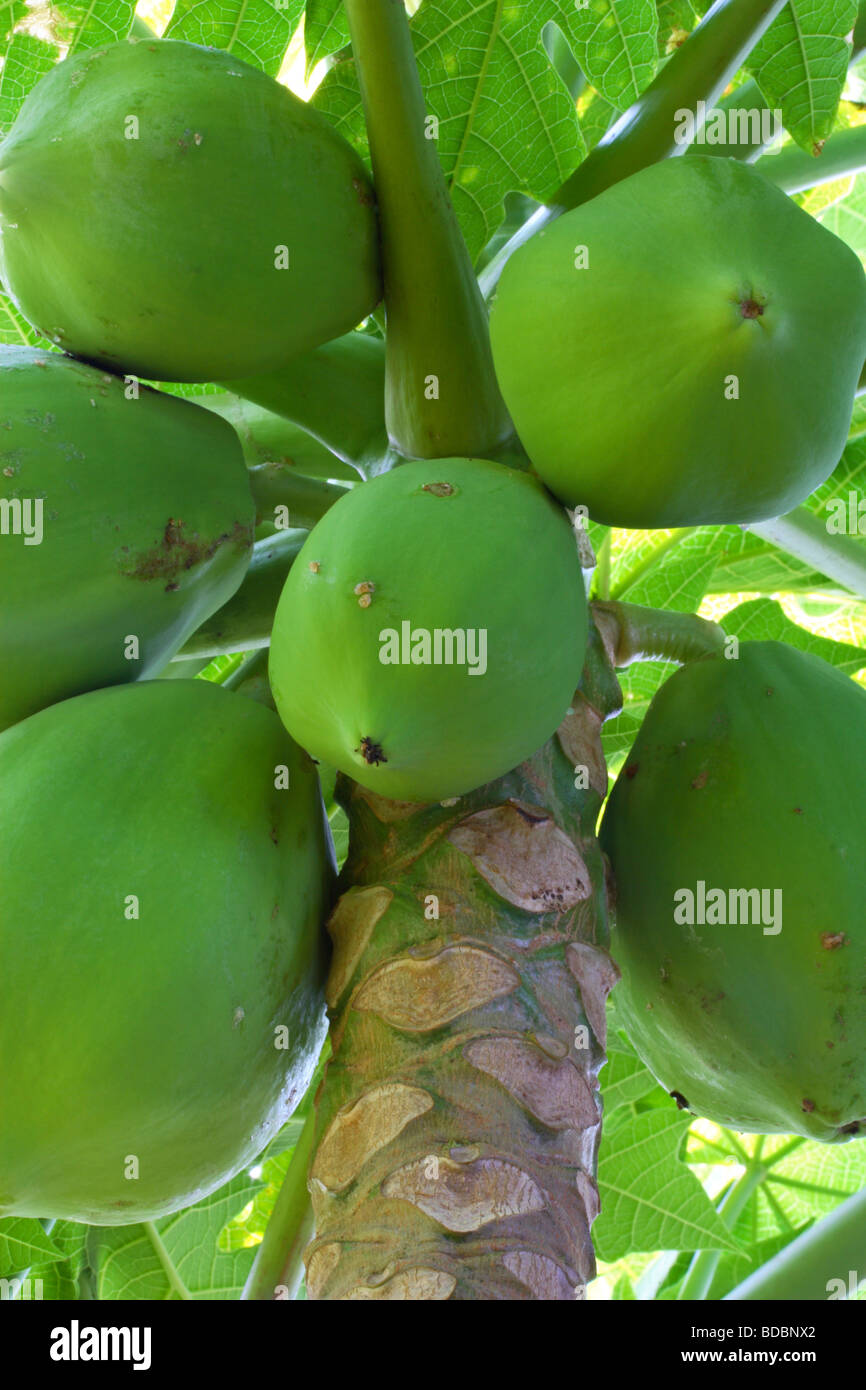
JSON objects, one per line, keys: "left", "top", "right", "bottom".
{"left": 591, "top": 600, "right": 727, "bottom": 669}
{"left": 480, "top": 0, "right": 788, "bottom": 297}
{"left": 241, "top": 1106, "right": 317, "bottom": 1301}
{"left": 343, "top": 0, "right": 510, "bottom": 459}
{"left": 748, "top": 505, "right": 866, "bottom": 600}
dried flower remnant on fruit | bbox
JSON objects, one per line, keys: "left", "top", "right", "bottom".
{"left": 359, "top": 737, "right": 387, "bottom": 766}
{"left": 739, "top": 298, "right": 765, "bottom": 319}
{"left": 422, "top": 482, "right": 454, "bottom": 497}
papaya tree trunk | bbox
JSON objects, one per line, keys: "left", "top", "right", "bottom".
{"left": 305, "top": 626, "right": 622, "bottom": 1300}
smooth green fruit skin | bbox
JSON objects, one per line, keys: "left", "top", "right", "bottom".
{"left": 0, "top": 40, "right": 381, "bottom": 381}
{"left": 600, "top": 642, "right": 866, "bottom": 1141}
{"left": 0, "top": 347, "right": 254, "bottom": 732}
{"left": 0, "top": 680, "right": 332, "bottom": 1224}
{"left": 490, "top": 157, "right": 866, "bottom": 529}
{"left": 269, "top": 457, "right": 588, "bottom": 803}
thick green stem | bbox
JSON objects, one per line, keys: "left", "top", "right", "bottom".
{"left": 343, "top": 0, "right": 509, "bottom": 458}
{"left": 692, "top": 78, "right": 778, "bottom": 161}
{"left": 749, "top": 506, "right": 866, "bottom": 599}
{"left": 754, "top": 123, "right": 866, "bottom": 192}
{"left": 677, "top": 1148, "right": 767, "bottom": 1300}
{"left": 174, "top": 529, "right": 306, "bottom": 660}
{"left": 726, "top": 1187, "right": 866, "bottom": 1300}
{"left": 241, "top": 1108, "right": 318, "bottom": 1301}
{"left": 591, "top": 600, "right": 727, "bottom": 668}
{"left": 480, "top": 0, "right": 788, "bottom": 296}
{"left": 304, "top": 625, "right": 623, "bottom": 1299}
{"left": 223, "top": 333, "right": 388, "bottom": 474}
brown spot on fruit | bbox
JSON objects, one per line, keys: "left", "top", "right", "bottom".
{"left": 801, "top": 1097, "right": 816, "bottom": 1113}
{"left": 422, "top": 481, "right": 454, "bottom": 497}
{"left": 625, "top": 763, "right": 639, "bottom": 779}
{"left": 309, "top": 560, "right": 321, "bottom": 573}
{"left": 821, "top": 932, "right": 847, "bottom": 950}
{"left": 691, "top": 771, "right": 708, "bottom": 789}
{"left": 740, "top": 298, "right": 764, "bottom": 319}
{"left": 352, "top": 177, "right": 375, "bottom": 207}
{"left": 359, "top": 736, "right": 387, "bottom": 766}
{"left": 121, "top": 517, "right": 251, "bottom": 584}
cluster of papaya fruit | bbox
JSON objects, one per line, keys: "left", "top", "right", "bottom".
{"left": 0, "top": 37, "right": 386, "bottom": 1223}
{"left": 2, "top": 25, "right": 866, "bottom": 1233}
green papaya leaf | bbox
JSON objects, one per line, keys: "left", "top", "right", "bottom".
{"left": 165, "top": 0, "right": 303, "bottom": 76}
{"left": 559, "top": 0, "right": 659, "bottom": 109}
{"left": 595, "top": 1109, "right": 741, "bottom": 1261}
{"left": 312, "top": 0, "right": 585, "bottom": 262}
{"left": 747, "top": 0, "right": 857, "bottom": 154}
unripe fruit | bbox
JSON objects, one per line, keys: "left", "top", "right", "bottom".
{"left": 0, "top": 680, "right": 332, "bottom": 1224}
{"left": 0, "top": 347, "right": 254, "bottom": 731}
{"left": 490, "top": 157, "right": 866, "bottom": 529}
{"left": 0, "top": 40, "right": 382, "bottom": 381}
{"left": 600, "top": 641, "right": 866, "bottom": 1141}
{"left": 269, "top": 457, "right": 588, "bottom": 802}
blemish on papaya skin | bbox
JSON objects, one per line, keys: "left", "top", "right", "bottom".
{"left": 120, "top": 517, "right": 252, "bottom": 589}
{"left": 352, "top": 177, "right": 375, "bottom": 207}
{"left": 691, "top": 771, "right": 708, "bottom": 789}
{"left": 358, "top": 736, "right": 387, "bottom": 766}
{"left": 821, "top": 932, "right": 847, "bottom": 950}
{"left": 422, "top": 481, "right": 455, "bottom": 497}
{"left": 801, "top": 1097, "right": 816, "bottom": 1114}
{"left": 625, "top": 762, "right": 639, "bottom": 779}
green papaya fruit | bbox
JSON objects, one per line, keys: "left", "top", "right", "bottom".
{"left": 0, "top": 347, "right": 254, "bottom": 731}
{"left": 0, "top": 39, "right": 381, "bottom": 382}
{"left": 490, "top": 157, "right": 866, "bottom": 529}
{"left": 269, "top": 457, "right": 588, "bottom": 802}
{"left": 0, "top": 678, "right": 332, "bottom": 1224}
{"left": 600, "top": 641, "right": 866, "bottom": 1141}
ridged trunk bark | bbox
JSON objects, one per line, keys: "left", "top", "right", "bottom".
{"left": 305, "top": 624, "right": 622, "bottom": 1300}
